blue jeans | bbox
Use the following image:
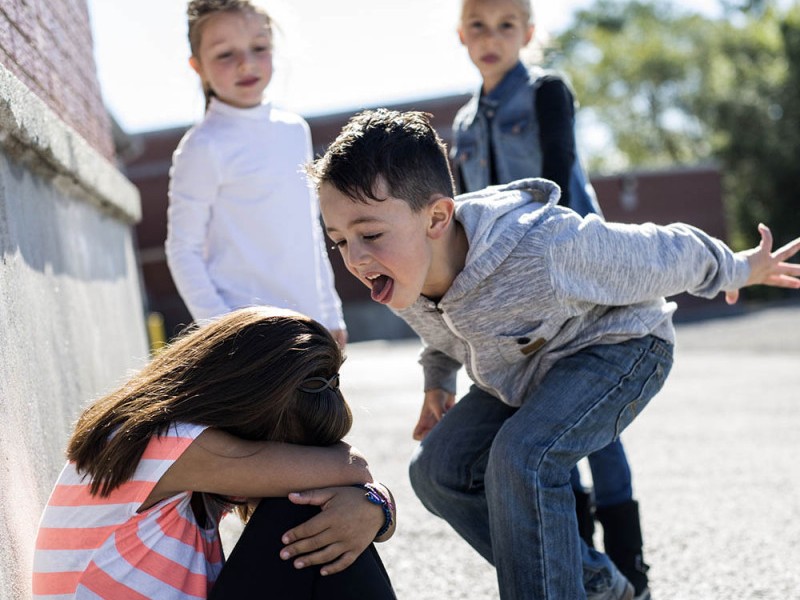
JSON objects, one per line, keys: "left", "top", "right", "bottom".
{"left": 409, "top": 336, "right": 673, "bottom": 600}
{"left": 571, "top": 438, "right": 632, "bottom": 508}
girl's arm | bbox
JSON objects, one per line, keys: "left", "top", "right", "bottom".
{"left": 278, "top": 483, "right": 397, "bottom": 575}
{"left": 301, "top": 123, "right": 347, "bottom": 335}
{"left": 166, "top": 135, "right": 230, "bottom": 320}
{"left": 145, "top": 429, "right": 372, "bottom": 506}
{"left": 536, "top": 77, "right": 576, "bottom": 208}
{"left": 310, "top": 201, "right": 347, "bottom": 334}
{"left": 145, "top": 429, "right": 393, "bottom": 576}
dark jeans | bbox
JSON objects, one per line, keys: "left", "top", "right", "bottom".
{"left": 209, "top": 497, "right": 397, "bottom": 600}
{"left": 570, "top": 437, "right": 633, "bottom": 508}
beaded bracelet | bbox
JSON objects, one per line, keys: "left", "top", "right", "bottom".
{"left": 352, "top": 483, "right": 394, "bottom": 538}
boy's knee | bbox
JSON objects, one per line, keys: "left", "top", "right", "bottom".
{"left": 409, "top": 442, "right": 463, "bottom": 501}
{"left": 486, "top": 429, "right": 570, "bottom": 489}
{"left": 487, "top": 425, "right": 530, "bottom": 473}
{"left": 408, "top": 444, "right": 436, "bottom": 495}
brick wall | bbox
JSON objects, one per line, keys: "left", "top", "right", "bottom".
{"left": 0, "top": 0, "right": 114, "bottom": 160}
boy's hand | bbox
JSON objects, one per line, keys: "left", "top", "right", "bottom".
{"left": 726, "top": 224, "right": 800, "bottom": 304}
{"left": 413, "top": 389, "right": 456, "bottom": 441}
{"left": 280, "top": 486, "right": 384, "bottom": 576}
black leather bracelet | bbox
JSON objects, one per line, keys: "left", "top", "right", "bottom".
{"left": 352, "top": 483, "right": 394, "bottom": 538}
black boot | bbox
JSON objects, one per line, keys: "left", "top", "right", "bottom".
{"left": 595, "top": 499, "right": 650, "bottom": 598}
{"left": 572, "top": 487, "right": 595, "bottom": 548}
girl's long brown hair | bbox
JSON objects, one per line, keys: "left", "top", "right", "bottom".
{"left": 67, "top": 307, "right": 351, "bottom": 497}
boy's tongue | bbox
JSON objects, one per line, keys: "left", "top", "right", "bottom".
{"left": 370, "top": 274, "right": 394, "bottom": 304}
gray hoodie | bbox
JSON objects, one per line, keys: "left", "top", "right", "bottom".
{"left": 396, "top": 178, "right": 750, "bottom": 407}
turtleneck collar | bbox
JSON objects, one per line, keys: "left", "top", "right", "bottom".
{"left": 208, "top": 96, "right": 272, "bottom": 120}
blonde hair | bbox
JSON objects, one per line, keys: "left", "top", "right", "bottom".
{"left": 460, "top": 0, "right": 535, "bottom": 25}
{"left": 186, "top": 0, "right": 273, "bottom": 107}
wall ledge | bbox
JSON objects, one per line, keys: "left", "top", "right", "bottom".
{"left": 0, "top": 64, "right": 141, "bottom": 224}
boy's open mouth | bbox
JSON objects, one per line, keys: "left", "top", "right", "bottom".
{"left": 369, "top": 274, "right": 394, "bottom": 304}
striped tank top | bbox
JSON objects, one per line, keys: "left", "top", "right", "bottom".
{"left": 33, "top": 422, "right": 225, "bottom": 599}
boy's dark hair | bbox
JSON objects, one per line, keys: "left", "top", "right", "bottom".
{"left": 308, "top": 109, "right": 456, "bottom": 212}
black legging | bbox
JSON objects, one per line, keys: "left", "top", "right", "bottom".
{"left": 209, "top": 497, "right": 397, "bottom": 599}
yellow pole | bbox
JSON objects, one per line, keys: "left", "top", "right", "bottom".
{"left": 147, "top": 312, "right": 167, "bottom": 354}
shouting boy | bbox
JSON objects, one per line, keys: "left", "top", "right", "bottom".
{"left": 308, "top": 109, "right": 800, "bottom": 600}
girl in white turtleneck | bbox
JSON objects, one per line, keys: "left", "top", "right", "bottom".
{"left": 167, "top": 0, "right": 347, "bottom": 346}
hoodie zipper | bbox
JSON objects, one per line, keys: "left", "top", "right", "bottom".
{"left": 436, "top": 304, "right": 504, "bottom": 400}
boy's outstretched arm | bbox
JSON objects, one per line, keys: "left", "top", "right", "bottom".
{"left": 413, "top": 389, "right": 456, "bottom": 441}
{"left": 725, "top": 224, "right": 800, "bottom": 304}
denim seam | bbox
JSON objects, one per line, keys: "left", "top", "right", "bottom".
{"left": 520, "top": 337, "right": 660, "bottom": 598}
{"left": 467, "top": 447, "right": 492, "bottom": 490}
{"left": 523, "top": 336, "right": 671, "bottom": 485}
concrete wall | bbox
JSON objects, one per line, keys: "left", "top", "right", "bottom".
{"left": 0, "top": 59, "right": 147, "bottom": 600}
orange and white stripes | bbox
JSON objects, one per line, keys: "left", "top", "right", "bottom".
{"left": 33, "top": 423, "right": 224, "bottom": 599}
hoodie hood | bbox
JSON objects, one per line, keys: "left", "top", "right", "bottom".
{"left": 448, "top": 178, "right": 561, "bottom": 301}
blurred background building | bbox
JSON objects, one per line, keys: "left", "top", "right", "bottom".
{"left": 122, "top": 96, "right": 727, "bottom": 342}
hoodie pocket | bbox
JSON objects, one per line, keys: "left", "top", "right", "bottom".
{"left": 495, "top": 323, "right": 559, "bottom": 365}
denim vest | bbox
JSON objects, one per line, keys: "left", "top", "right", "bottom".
{"left": 451, "top": 62, "right": 602, "bottom": 217}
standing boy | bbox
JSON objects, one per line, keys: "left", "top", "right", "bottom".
{"left": 309, "top": 109, "right": 800, "bottom": 600}
{"left": 451, "top": 2, "right": 645, "bottom": 592}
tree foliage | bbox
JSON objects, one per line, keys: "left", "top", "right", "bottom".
{"left": 549, "top": 1, "right": 800, "bottom": 257}
{"left": 551, "top": 2, "right": 716, "bottom": 170}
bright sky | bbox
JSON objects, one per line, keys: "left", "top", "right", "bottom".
{"left": 87, "top": 0, "right": 728, "bottom": 134}
{"left": 86, "top": 0, "right": 598, "bottom": 133}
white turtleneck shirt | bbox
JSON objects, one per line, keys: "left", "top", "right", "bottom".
{"left": 166, "top": 98, "right": 345, "bottom": 331}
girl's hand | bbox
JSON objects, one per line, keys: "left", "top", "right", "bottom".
{"left": 330, "top": 329, "right": 348, "bottom": 348}
{"left": 726, "top": 224, "right": 800, "bottom": 304}
{"left": 279, "top": 486, "right": 385, "bottom": 576}
{"left": 413, "top": 388, "right": 456, "bottom": 441}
